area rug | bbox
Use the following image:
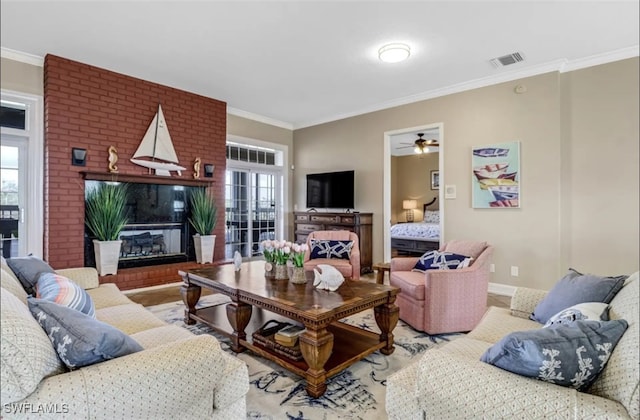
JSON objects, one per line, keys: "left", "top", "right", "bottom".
{"left": 148, "top": 294, "right": 459, "bottom": 419}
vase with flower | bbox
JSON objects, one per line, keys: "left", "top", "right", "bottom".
{"left": 261, "top": 239, "right": 276, "bottom": 279}
{"left": 273, "top": 240, "right": 292, "bottom": 280}
{"left": 289, "top": 243, "right": 308, "bottom": 284}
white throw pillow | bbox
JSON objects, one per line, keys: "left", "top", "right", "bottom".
{"left": 543, "top": 302, "right": 610, "bottom": 328}
{"left": 1, "top": 287, "right": 65, "bottom": 404}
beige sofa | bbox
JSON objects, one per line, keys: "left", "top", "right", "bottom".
{"left": 386, "top": 271, "right": 639, "bottom": 419}
{"left": 1, "top": 262, "right": 249, "bottom": 419}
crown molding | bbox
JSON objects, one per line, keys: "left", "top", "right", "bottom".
{"left": 0, "top": 47, "right": 44, "bottom": 67}
{"left": 227, "top": 107, "right": 293, "bottom": 130}
{"left": 560, "top": 45, "right": 639, "bottom": 73}
{"left": 294, "top": 47, "right": 640, "bottom": 129}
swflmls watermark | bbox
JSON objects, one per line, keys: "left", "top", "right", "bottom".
{"left": 3, "top": 403, "right": 69, "bottom": 414}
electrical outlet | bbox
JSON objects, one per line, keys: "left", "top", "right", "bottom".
{"left": 510, "top": 266, "right": 519, "bottom": 277}
{"left": 489, "top": 263, "right": 495, "bottom": 273}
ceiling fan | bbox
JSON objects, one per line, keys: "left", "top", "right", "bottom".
{"left": 398, "top": 133, "right": 439, "bottom": 154}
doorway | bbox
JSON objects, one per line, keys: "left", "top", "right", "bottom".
{"left": 0, "top": 91, "right": 44, "bottom": 258}
{"left": 224, "top": 168, "right": 280, "bottom": 259}
{"left": 383, "top": 123, "right": 444, "bottom": 262}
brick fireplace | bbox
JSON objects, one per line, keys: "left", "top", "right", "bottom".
{"left": 44, "top": 55, "right": 227, "bottom": 290}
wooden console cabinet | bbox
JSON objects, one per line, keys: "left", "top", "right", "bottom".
{"left": 294, "top": 212, "right": 373, "bottom": 274}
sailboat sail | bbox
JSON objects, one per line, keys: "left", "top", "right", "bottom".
{"left": 130, "top": 104, "right": 186, "bottom": 176}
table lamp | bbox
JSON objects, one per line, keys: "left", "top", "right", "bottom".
{"left": 403, "top": 199, "right": 417, "bottom": 222}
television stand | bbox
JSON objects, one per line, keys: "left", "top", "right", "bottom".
{"left": 293, "top": 211, "right": 373, "bottom": 274}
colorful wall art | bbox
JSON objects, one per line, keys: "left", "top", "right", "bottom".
{"left": 472, "top": 141, "right": 520, "bottom": 208}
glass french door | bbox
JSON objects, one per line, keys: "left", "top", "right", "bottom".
{"left": 0, "top": 136, "right": 27, "bottom": 258}
{"left": 225, "top": 169, "right": 280, "bottom": 259}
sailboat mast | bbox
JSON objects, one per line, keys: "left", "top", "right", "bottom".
{"left": 152, "top": 105, "right": 160, "bottom": 162}
{"left": 149, "top": 105, "right": 160, "bottom": 174}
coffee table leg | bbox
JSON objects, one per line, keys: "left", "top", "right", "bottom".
{"left": 374, "top": 298, "right": 399, "bottom": 355}
{"left": 299, "top": 327, "right": 333, "bottom": 398}
{"left": 226, "top": 301, "right": 252, "bottom": 353}
{"left": 180, "top": 280, "right": 201, "bottom": 326}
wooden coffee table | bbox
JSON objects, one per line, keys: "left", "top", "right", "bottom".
{"left": 179, "top": 261, "right": 399, "bottom": 397}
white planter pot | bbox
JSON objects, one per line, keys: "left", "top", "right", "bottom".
{"left": 193, "top": 234, "right": 215, "bottom": 264}
{"left": 93, "top": 239, "right": 122, "bottom": 276}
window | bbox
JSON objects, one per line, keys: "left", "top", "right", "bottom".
{"left": 225, "top": 140, "right": 286, "bottom": 260}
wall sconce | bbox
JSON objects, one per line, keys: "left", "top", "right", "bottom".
{"left": 204, "top": 164, "right": 214, "bottom": 178}
{"left": 71, "top": 148, "right": 87, "bottom": 166}
{"left": 403, "top": 199, "right": 417, "bottom": 222}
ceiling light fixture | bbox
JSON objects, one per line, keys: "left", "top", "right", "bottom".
{"left": 378, "top": 43, "right": 410, "bottom": 63}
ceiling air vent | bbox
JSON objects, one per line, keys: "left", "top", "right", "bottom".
{"left": 490, "top": 52, "right": 525, "bottom": 68}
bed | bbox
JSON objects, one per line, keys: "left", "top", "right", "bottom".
{"left": 391, "top": 200, "right": 440, "bottom": 256}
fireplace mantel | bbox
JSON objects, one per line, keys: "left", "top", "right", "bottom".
{"left": 82, "top": 171, "right": 213, "bottom": 187}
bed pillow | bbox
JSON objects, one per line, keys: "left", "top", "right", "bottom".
{"left": 423, "top": 210, "right": 440, "bottom": 224}
{"left": 412, "top": 250, "right": 472, "bottom": 272}
{"left": 530, "top": 269, "right": 627, "bottom": 324}
{"left": 543, "top": 302, "right": 609, "bottom": 328}
{"left": 36, "top": 272, "right": 96, "bottom": 318}
{"left": 309, "top": 240, "right": 353, "bottom": 260}
{"left": 27, "top": 298, "right": 143, "bottom": 370}
{"left": 480, "top": 319, "right": 628, "bottom": 391}
{"left": 6, "top": 255, "right": 56, "bottom": 296}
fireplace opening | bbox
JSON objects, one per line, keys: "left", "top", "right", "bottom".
{"left": 84, "top": 180, "right": 201, "bottom": 269}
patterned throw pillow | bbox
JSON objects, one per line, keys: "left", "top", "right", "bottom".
{"left": 480, "top": 319, "right": 628, "bottom": 391}
{"left": 423, "top": 210, "right": 440, "bottom": 224}
{"left": 530, "top": 269, "right": 627, "bottom": 324}
{"left": 309, "top": 240, "right": 353, "bottom": 260}
{"left": 36, "top": 272, "right": 96, "bottom": 318}
{"left": 6, "top": 255, "right": 56, "bottom": 296}
{"left": 28, "top": 298, "right": 143, "bottom": 370}
{"left": 412, "top": 250, "right": 472, "bottom": 272}
{"left": 543, "top": 302, "right": 610, "bottom": 328}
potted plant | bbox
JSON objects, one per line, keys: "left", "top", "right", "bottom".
{"left": 188, "top": 188, "right": 217, "bottom": 264}
{"left": 85, "top": 182, "right": 128, "bottom": 276}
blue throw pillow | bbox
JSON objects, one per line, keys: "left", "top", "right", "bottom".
{"left": 480, "top": 319, "right": 628, "bottom": 391}
{"left": 28, "top": 298, "right": 143, "bottom": 370}
{"left": 412, "top": 250, "right": 472, "bottom": 272}
{"left": 309, "top": 240, "right": 353, "bottom": 260}
{"left": 6, "top": 255, "right": 56, "bottom": 296}
{"left": 530, "top": 269, "right": 627, "bottom": 324}
{"left": 36, "top": 272, "right": 96, "bottom": 318}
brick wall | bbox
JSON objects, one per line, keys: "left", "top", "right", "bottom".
{"left": 43, "top": 55, "right": 227, "bottom": 290}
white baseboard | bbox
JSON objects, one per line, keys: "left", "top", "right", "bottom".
{"left": 122, "top": 281, "right": 183, "bottom": 295}
{"left": 488, "top": 282, "right": 517, "bottom": 297}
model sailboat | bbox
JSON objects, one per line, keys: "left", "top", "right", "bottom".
{"left": 130, "top": 104, "right": 186, "bottom": 176}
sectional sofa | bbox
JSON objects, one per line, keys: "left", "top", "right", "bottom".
{"left": 1, "top": 260, "right": 249, "bottom": 419}
{"left": 386, "top": 271, "right": 639, "bottom": 419}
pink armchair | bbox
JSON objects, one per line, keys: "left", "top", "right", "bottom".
{"left": 390, "top": 240, "right": 493, "bottom": 334}
{"left": 303, "top": 230, "right": 361, "bottom": 280}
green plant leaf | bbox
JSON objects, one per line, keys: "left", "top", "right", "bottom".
{"left": 85, "top": 183, "right": 129, "bottom": 241}
{"left": 188, "top": 188, "right": 217, "bottom": 235}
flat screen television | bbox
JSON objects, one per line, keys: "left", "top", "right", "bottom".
{"left": 306, "top": 170, "right": 355, "bottom": 209}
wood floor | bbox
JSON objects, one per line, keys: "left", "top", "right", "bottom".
{"left": 127, "top": 272, "right": 512, "bottom": 309}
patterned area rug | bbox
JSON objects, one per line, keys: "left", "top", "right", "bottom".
{"left": 148, "top": 294, "right": 459, "bottom": 419}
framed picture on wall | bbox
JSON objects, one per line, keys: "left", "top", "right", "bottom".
{"left": 430, "top": 170, "right": 439, "bottom": 190}
{"left": 472, "top": 141, "right": 520, "bottom": 208}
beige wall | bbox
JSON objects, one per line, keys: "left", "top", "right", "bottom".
{"left": 559, "top": 59, "right": 639, "bottom": 276}
{"left": 1, "top": 57, "right": 43, "bottom": 95}
{"left": 392, "top": 153, "right": 439, "bottom": 223}
{"left": 294, "top": 58, "right": 639, "bottom": 290}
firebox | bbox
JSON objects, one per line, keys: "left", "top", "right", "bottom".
{"left": 84, "top": 180, "right": 201, "bottom": 269}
